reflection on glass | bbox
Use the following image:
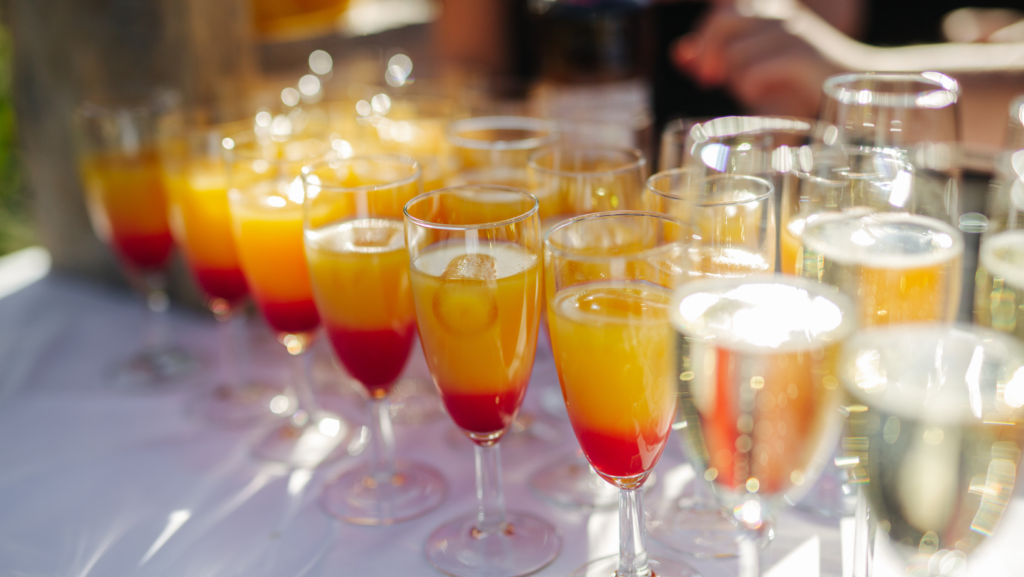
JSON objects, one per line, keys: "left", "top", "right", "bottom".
{"left": 840, "top": 324, "right": 1024, "bottom": 575}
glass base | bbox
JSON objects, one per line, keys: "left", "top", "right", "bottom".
{"left": 320, "top": 460, "right": 446, "bottom": 525}
{"left": 185, "top": 381, "right": 290, "bottom": 428}
{"left": 110, "top": 346, "right": 197, "bottom": 391}
{"left": 648, "top": 498, "right": 744, "bottom": 559}
{"left": 252, "top": 411, "right": 353, "bottom": 468}
{"left": 425, "top": 511, "right": 561, "bottom": 577}
{"left": 529, "top": 452, "right": 656, "bottom": 511}
{"left": 569, "top": 554, "right": 702, "bottom": 577}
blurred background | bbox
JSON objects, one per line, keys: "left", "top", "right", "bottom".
{"left": 4, "top": 0, "right": 1024, "bottom": 292}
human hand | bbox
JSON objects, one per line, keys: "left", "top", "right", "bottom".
{"left": 672, "top": 4, "right": 844, "bottom": 117}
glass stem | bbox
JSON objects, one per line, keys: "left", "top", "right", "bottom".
{"left": 618, "top": 487, "right": 651, "bottom": 577}
{"left": 369, "top": 398, "right": 397, "bottom": 481}
{"left": 473, "top": 442, "right": 507, "bottom": 536}
{"left": 142, "top": 273, "right": 170, "bottom": 350}
{"left": 853, "top": 485, "right": 874, "bottom": 577}
{"left": 290, "top": 348, "right": 318, "bottom": 423}
{"left": 216, "top": 310, "right": 242, "bottom": 387}
{"left": 739, "top": 531, "right": 763, "bottom": 577}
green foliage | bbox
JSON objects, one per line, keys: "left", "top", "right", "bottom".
{"left": 0, "top": 22, "right": 33, "bottom": 256}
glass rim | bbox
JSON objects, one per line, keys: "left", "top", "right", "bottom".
{"left": 403, "top": 185, "right": 540, "bottom": 231}
{"left": 301, "top": 154, "right": 421, "bottom": 193}
{"left": 822, "top": 72, "right": 959, "bottom": 109}
{"left": 1010, "top": 94, "right": 1024, "bottom": 127}
{"left": 544, "top": 210, "right": 694, "bottom": 264}
{"left": 646, "top": 170, "right": 775, "bottom": 207}
{"left": 528, "top": 145, "right": 646, "bottom": 177}
{"left": 447, "top": 115, "right": 560, "bottom": 151}
{"left": 692, "top": 115, "right": 815, "bottom": 141}
{"left": 669, "top": 273, "right": 858, "bottom": 353}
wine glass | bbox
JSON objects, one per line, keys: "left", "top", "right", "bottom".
{"left": 525, "top": 146, "right": 649, "bottom": 511}
{"left": 158, "top": 113, "right": 286, "bottom": 427}
{"left": 840, "top": 324, "right": 1024, "bottom": 576}
{"left": 73, "top": 93, "right": 196, "bottom": 389}
{"left": 671, "top": 275, "right": 858, "bottom": 576}
{"left": 302, "top": 154, "right": 446, "bottom": 524}
{"left": 404, "top": 185, "right": 560, "bottom": 577}
{"left": 446, "top": 115, "right": 559, "bottom": 188}
{"left": 644, "top": 171, "right": 776, "bottom": 557}
{"left": 224, "top": 126, "right": 352, "bottom": 468}
{"left": 545, "top": 211, "right": 700, "bottom": 577}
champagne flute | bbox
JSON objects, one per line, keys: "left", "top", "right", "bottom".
{"left": 671, "top": 275, "right": 857, "bottom": 576}
{"left": 840, "top": 324, "right": 1024, "bottom": 576}
{"left": 526, "top": 146, "right": 650, "bottom": 511}
{"left": 405, "top": 185, "right": 560, "bottom": 577}
{"left": 546, "top": 211, "right": 700, "bottom": 577}
{"left": 303, "top": 154, "right": 446, "bottom": 524}
{"left": 73, "top": 93, "right": 195, "bottom": 388}
{"left": 225, "top": 127, "right": 352, "bottom": 467}
{"left": 159, "top": 114, "right": 285, "bottom": 426}
{"left": 644, "top": 171, "right": 776, "bottom": 558}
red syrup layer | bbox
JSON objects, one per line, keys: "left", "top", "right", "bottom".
{"left": 193, "top": 267, "right": 249, "bottom": 304}
{"left": 257, "top": 298, "right": 321, "bottom": 335}
{"left": 113, "top": 231, "right": 174, "bottom": 271}
{"left": 440, "top": 385, "right": 528, "bottom": 436}
{"left": 574, "top": 425, "right": 670, "bottom": 479}
{"left": 326, "top": 324, "right": 416, "bottom": 396}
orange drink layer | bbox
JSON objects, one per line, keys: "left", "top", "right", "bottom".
{"left": 410, "top": 243, "right": 541, "bottom": 436}
{"left": 550, "top": 281, "right": 675, "bottom": 479}
{"left": 779, "top": 217, "right": 803, "bottom": 275}
{"left": 167, "top": 160, "right": 248, "bottom": 303}
{"left": 231, "top": 182, "right": 320, "bottom": 335}
{"left": 81, "top": 150, "right": 174, "bottom": 270}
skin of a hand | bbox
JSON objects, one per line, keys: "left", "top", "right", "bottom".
{"left": 673, "top": 5, "right": 842, "bottom": 117}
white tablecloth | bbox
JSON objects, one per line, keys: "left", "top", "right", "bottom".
{"left": 2, "top": 263, "right": 1024, "bottom": 576}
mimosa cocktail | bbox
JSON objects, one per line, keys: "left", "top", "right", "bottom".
{"left": 976, "top": 229, "right": 1024, "bottom": 338}
{"left": 225, "top": 128, "right": 348, "bottom": 467}
{"left": 305, "top": 155, "right": 444, "bottom": 525}
{"left": 546, "top": 212, "right": 697, "bottom": 577}
{"left": 407, "top": 186, "right": 559, "bottom": 577}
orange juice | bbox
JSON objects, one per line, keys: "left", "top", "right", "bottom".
{"left": 410, "top": 242, "right": 541, "bottom": 437}
{"left": 306, "top": 218, "right": 415, "bottom": 397}
{"left": 250, "top": 0, "right": 350, "bottom": 39}
{"left": 80, "top": 149, "right": 174, "bottom": 271}
{"left": 549, "top": 281, "right": 675, "bottom": 479}
{"left": 230, "top": 181, "right": 319, "bottom": 335}
{"left": 780, "top": 216, "right": 804, "bottom": 275}
{"left": 166, "top": 160, "right": 248, "bottom": 304}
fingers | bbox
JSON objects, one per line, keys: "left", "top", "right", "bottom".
{"left": 672, "top": 6, "right": 780, "bottom": 87}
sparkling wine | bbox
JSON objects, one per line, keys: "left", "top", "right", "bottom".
{"left": 975, "top": 229, "right": 1024, "bottom": 339}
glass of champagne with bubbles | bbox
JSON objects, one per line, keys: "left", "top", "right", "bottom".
{"left": 671, "top": 275, "right": 857, "bottom": 576}
{"left": 405, "top": 185, "right": 560, "bottom": 577}
{"left": 644, "top": 171, "right": 777, "bottom": 558}
{"left": 303, "top": 154, "right": 446, "bottom": 524}
{"left": 546, "top": 211, "right": 701, "bottom": 577}
{"left": 840, "top": 324, "right": 1024, "bottom": 576}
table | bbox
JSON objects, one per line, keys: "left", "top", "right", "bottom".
{"left": 2, "top": 256, "right": 1024, "bottom": 576}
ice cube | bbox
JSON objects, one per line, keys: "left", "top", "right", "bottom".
{"left": 352, "top": 225, "right": 398, "bottom": 249}
{"left": 441, "top": 253, "right": 497, "bottom": 282}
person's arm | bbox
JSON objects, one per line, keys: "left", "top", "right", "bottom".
{"left": 433, "top": 0, "right": 512, "bottom": 74}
